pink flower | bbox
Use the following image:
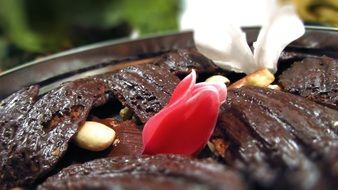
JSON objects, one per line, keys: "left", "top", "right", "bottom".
{"left": 142, "top": 70, "right": 227, "bottom": 156}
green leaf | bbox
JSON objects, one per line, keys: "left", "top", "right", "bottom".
{"left": 105, "top": 0, "right": 179, "bottom": 34}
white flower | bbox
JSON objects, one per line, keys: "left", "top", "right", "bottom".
{"left": 253, "top": 4, "right": 305, "bottom": 73}
{"left": 181, "top": 0, "right": 305, "bottom": 74}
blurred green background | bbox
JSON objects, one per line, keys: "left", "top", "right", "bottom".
{"left": 0, "top": 0, "right": 337, "bottom": 72}
{"left": 0, "top": 0, "right": 180, "bottom": 71}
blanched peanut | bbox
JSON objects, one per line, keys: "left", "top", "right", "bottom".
{"left": 228, "top": 68, "right": 275, "bottom": 89}
{"left": 74, "top": 121, "right": 116, "bottom": 151}
{"left": 205, "top": 75, "right": 230, "bottom": 85}
{"left": 268, "top": 84, "right": 282, "bottom": 90}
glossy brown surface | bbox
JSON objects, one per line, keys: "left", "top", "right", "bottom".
{"left": 279, "top": 56, "right": 338, "bottom": 109}
{"left": 0, "top": 85, "right": 39, "bottom": 154}
{"left": 108, "top": 120, "right": 143, "bottom": 157}
{"left": 97, "top": 64, "right": 179, "bottom": 123}
{"left": 0, "top": 28, "right": 338, "bottom": 190}
{"left": 38, "top": 154, "right": 245, "bottom": 190}
{"left": 154, "top": 48, "right": 219, "bottom": 77}
{"left": 0, "top": 78, "right": 107, "bottom": 189}
{"left": 212, "top": 86, "right": 338, "bottom": 189}
{"left": 0, "top": 63, "right": 181, "bottom": 188}
{"left": 48, "top": 120, "right": 143, "bottom": 175}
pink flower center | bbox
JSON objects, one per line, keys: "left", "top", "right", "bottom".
{"left": 142, "top": 70, "right": 227, "bottom": 156}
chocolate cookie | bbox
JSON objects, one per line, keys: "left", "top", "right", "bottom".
{"left": 0, "top": 85, "right": 39, "bottom": 153}
{"left": 211, "top": 86, "right": 338, "bottom": 189}
{"left": 279, "top": 56, "right": 338, "bottom": 109}
{"left": 154, "top": 48, "right": 219, "bottom": 77}
{"left": 97, "top": 64, "right": 179, "bottom": 123}
{"left": 0, "top": 78, "right": 107, "bottom": 188}
{"left": 0, "top": 64, "right": 180, "bottom": 188}
{"left": 38, "top": 154, "right": 245, "bottom": 190}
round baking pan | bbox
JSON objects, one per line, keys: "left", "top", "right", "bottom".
{"left": 0, "top": 26, "right": 337, "bottom": 99}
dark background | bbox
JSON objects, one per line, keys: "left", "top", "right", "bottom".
{"left": 0, "top": 0, "right": 337, "bottom": 72}
{"left": 0, "top": 0, "right": 180, "bottom": 71}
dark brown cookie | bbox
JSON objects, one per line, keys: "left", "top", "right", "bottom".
{"left": 154, "top": 48, "right": 219, "bottom": 77}
{"left": 0, "top": 78, "right": 107, "bottom": 189}
{"left": 211, "top": 86, "right": 338, "bottom": 189}
{"left": 0, "top": 64, "right": 180, "bottom": 188}
{"left": 0, "top": 85, "right": 39, "bottom": 154}
{"left": 38, "top": 154, "right": 245, "bottom": 190}
{"left": 279, "top": 56, "right": 338, "bottom": 109}
{"left": 97, "top": 64, "right": 179, "bottom": 123}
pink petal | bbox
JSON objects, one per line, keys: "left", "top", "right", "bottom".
{"left": 142, "top": 87, "right": 221, "bottom": 155}
{"left": 142, "top": 70, "right": 228, "bottom": 156}
{"left": 142, "top": 71, "right": 197, "bottom": 146}
{"left": 193, "top": 82, "right": 227, "bottom": 103}
{"left": 167, "top": 70, "right": 196, "bottom": 106}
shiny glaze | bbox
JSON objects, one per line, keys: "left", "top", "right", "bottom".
{"left": 97, "top": 64, "right": 179, "bottom": 123}
{"left": 212, "top": 86, "right": 338, "bottom": 189}
{"left": 38, "top": 154, "right": 245, "bottom": 190}
{"left": 0, "top": 63, "right": 181, "bottom": 188}
{"left": 0, "top": 78, "right": 107, "bottom": 188}
{"left": 279, "top": 56, "right": 338, "bottom": 109}
{"left": 0, "top": 86, "right": 38, "bottom": 154}
{"left": 154, "top": 48, "right": 219, "bottom": 77}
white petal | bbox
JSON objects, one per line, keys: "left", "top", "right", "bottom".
{"left": 253, "top": 4, "right": 305, "bottom": 73}
{"left": 195, "top": 24, "right": 256, "bottom": 74}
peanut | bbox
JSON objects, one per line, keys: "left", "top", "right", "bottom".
{"left": 268, "top": 84, "right": 282, "bottom": 90}
{"left": 205, "top": 75, "right": 230, "bottom": 85}
{"left": 228, "top": 68, "right": 275, "bottom": 89}
{"left": 74, "top": 121, "right": 116, "bottom": 151}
